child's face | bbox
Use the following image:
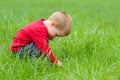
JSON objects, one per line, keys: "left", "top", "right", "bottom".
{"left": 48, "top": 27, "right": 65, "bottom": 40}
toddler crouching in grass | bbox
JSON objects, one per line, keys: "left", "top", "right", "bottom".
{"left": 10, "top": 11, "right": 72, "bottom": 67}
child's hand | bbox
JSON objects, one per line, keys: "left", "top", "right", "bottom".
{"left": 56, "top": 60, "right": 62, "bottom": 67}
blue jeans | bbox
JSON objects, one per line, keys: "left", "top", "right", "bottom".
{"left": 18, "top": 42, "right": 41, "bottom": 59}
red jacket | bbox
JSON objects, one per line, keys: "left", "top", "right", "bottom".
{"left": 10, "top": 19, "right": 58, "bottom": 63}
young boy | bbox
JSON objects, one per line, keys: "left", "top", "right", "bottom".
{"left": 10, "top": 11, "right": 72, "bottom": 67}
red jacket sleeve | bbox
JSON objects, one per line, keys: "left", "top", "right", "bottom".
{"left": 28, "top": 27, "right": 58, "bottom": 63}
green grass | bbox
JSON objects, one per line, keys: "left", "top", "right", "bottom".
{"left": 0, "top": 0, "right": 120, "bottom": 80}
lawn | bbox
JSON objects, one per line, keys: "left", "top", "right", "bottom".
{"left": 0, "top": 0, "right": 120, "bottom": 80}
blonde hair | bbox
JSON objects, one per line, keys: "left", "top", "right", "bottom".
{"left": 48, "top": 11, "right": 72, "bottom": 36}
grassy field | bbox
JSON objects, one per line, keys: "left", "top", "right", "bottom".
{"left": 0, "top": 0, "right": 120, "bottom": 80}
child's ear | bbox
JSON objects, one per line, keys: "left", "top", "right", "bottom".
{"left": 51, "top": 21, "right": 57, "bottom": 27}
